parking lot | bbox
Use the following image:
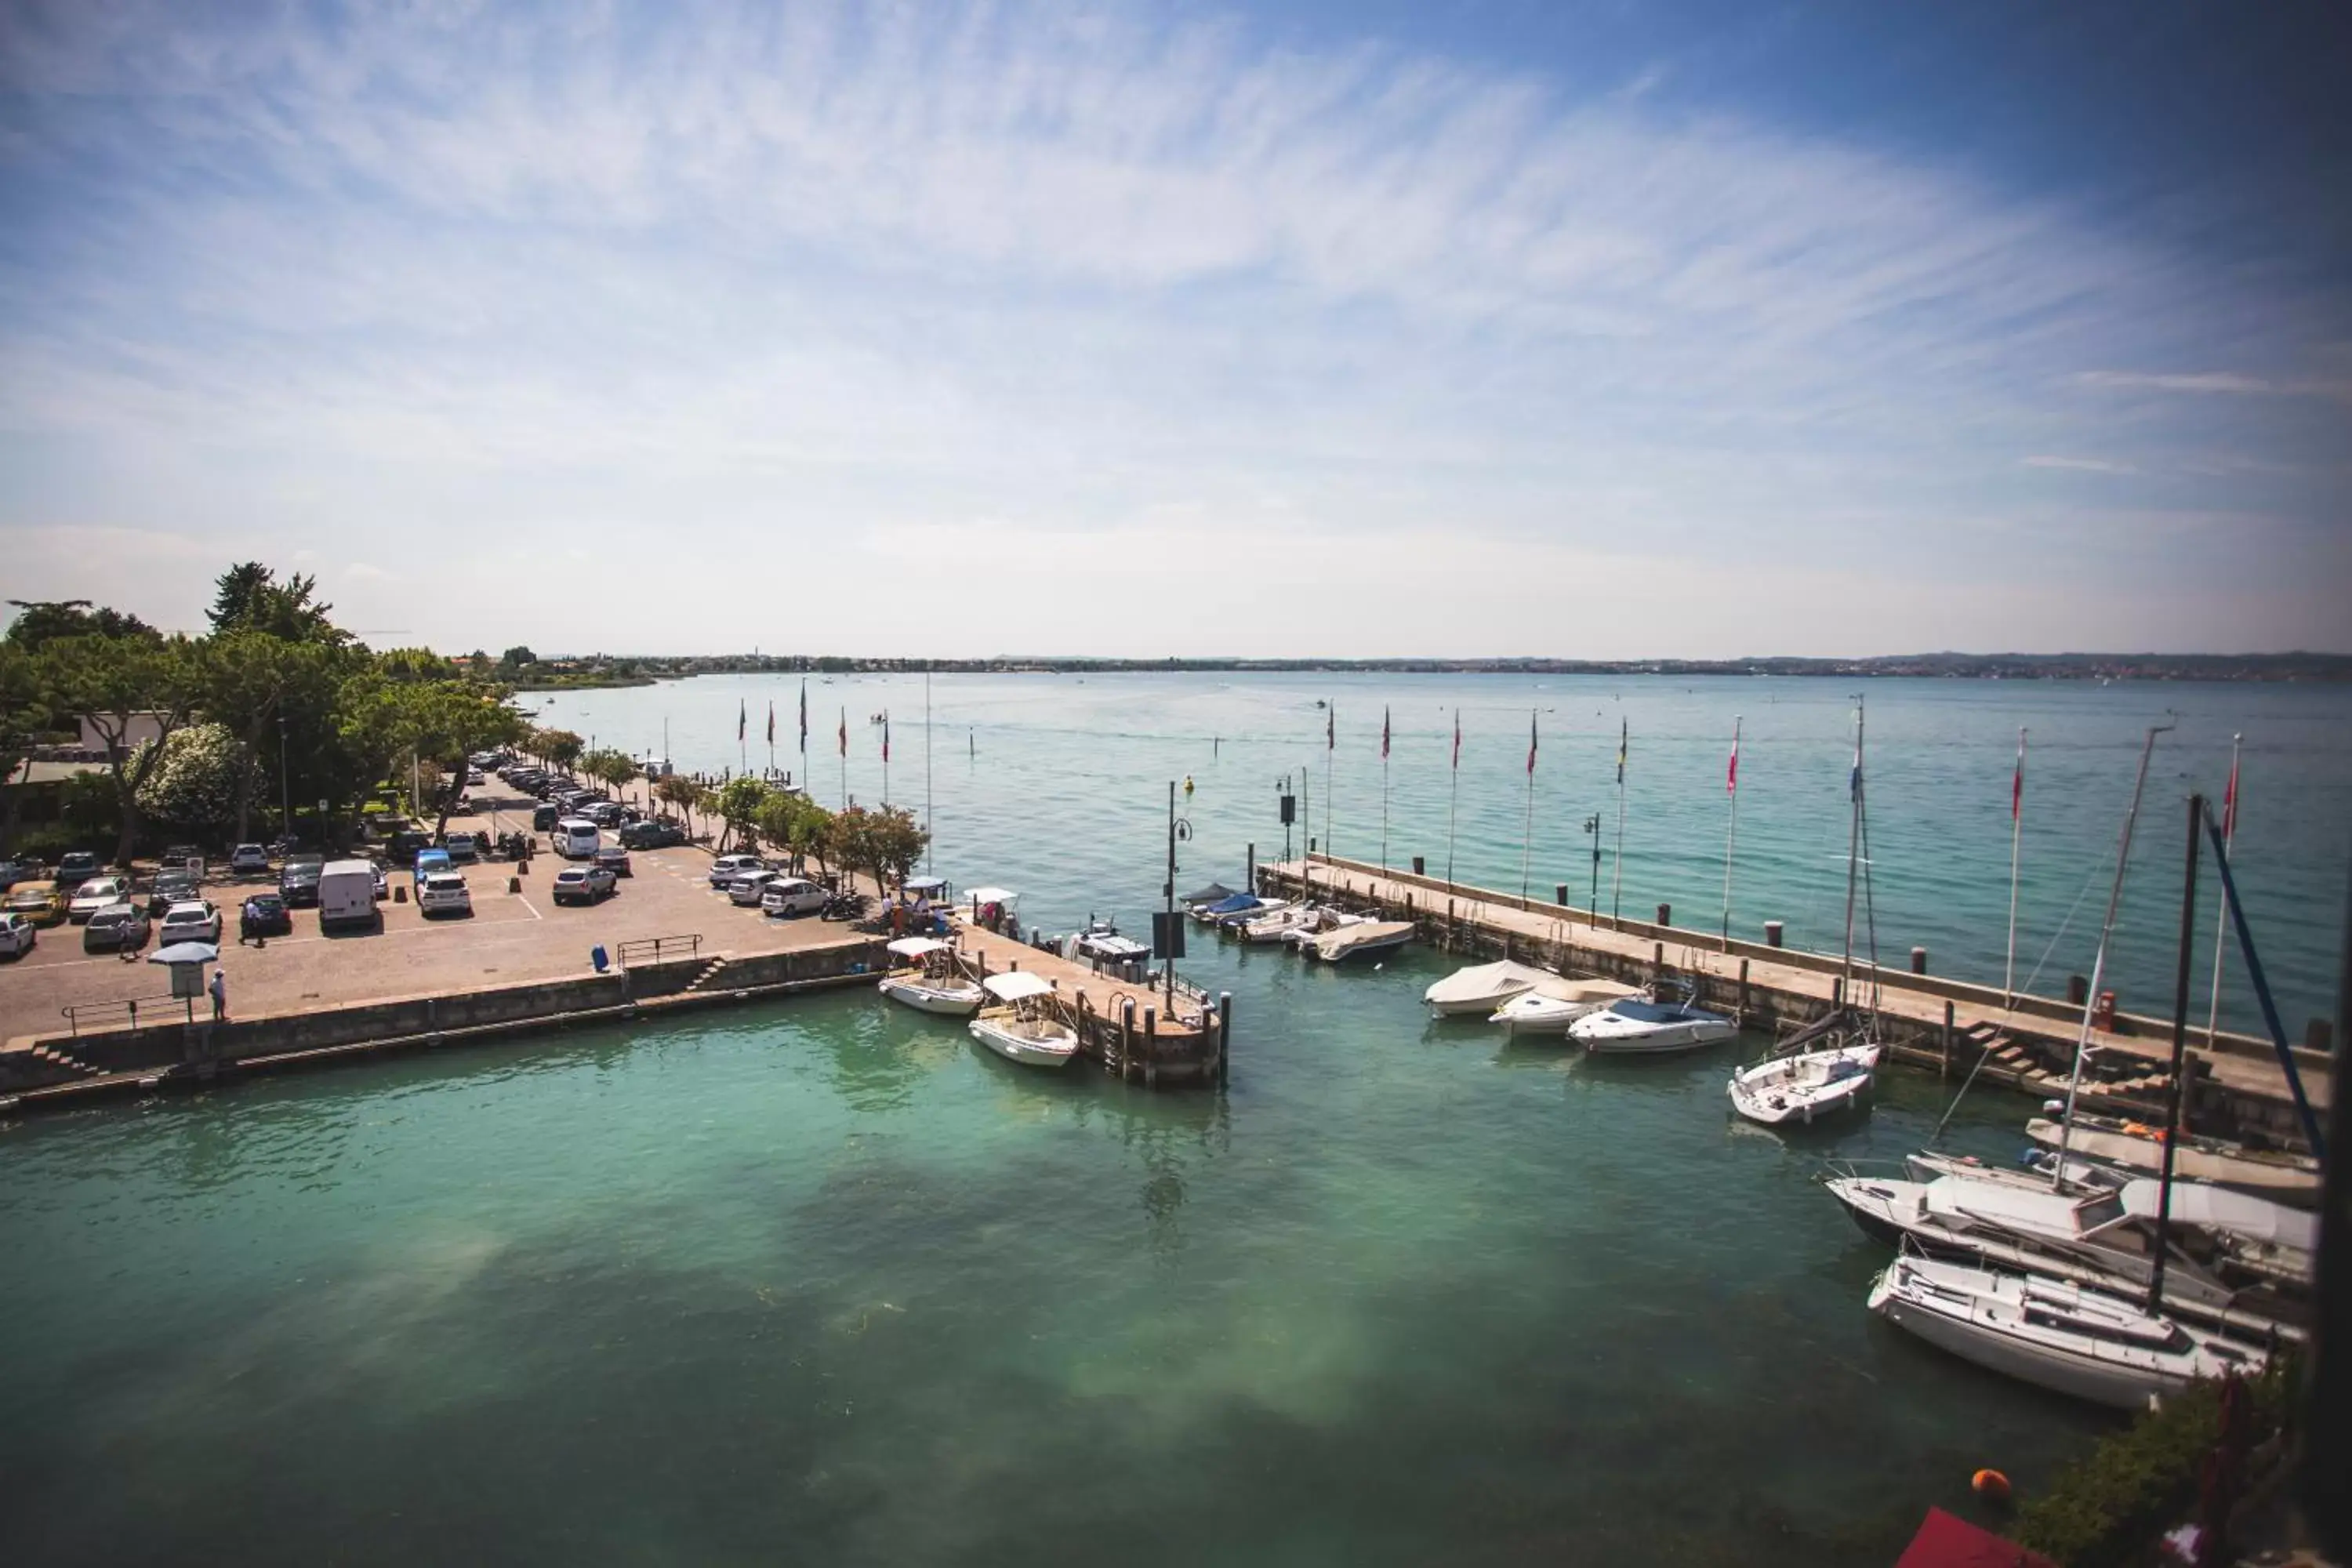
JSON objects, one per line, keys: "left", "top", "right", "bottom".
{"left": 0, "top": 797, "right": 862, "bottom": 1045}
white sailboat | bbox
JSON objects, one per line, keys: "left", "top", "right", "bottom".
{"left": 1484, "top": 978, "right": 1641, "bottom": 1035}
{"left": 966, "top": 971, "right": 1080, "bottom": 1069}
{"left": 877, "top": 936, "right": 985, "bottom": 1016}
{"left": 1867, "top": 1253, "right": 2267, "bottom": 1409}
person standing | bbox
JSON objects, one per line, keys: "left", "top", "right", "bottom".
{"left": 209, "top": 969, "right": 227, "bottom": 1021}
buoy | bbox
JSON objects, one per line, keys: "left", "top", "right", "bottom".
{"left": 1971, "top": 1468, "right": 2012, "bottom": 1503}
{"left": 1183, "top": 775, "right": 1194, "bottom": 795}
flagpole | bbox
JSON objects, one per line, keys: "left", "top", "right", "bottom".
{"left": 1610, "top": 720, "right": 1627, "bottom": 925}
{"left": 798, "top": 677, "right": 808, "bottom": 793}
{"left": 768, "top": 701, "right": 775, "bottom": 778}
{"left": 1720, "top": 716, "right": 1740, "bottom": 951}
{"left": 1380, "top": 706, "right": 1391, "bottom": 870}
{"left": 838, "top": 707, "right": 847, "bottom": 811}
{"left": 882, "top": 710, "right": 891, "bottom": 808}
{"left": 1445, "top": 706, "right": 1460, "bottom": 899}
{"left": 2203, "top": 733, "right": 2242, "bottom": 1047}
{"left": 1519, "top": 709, "right": 1535, "bottom": 902}
{"left": 2005, "top": 726, "right": 2027, "bottom": 1008}
{"left": 739, "top": 699, "right": 746, "bottom": 777}
{"left": 1324, "top": 702, "right": 1334, "bottom": 876}
{"left": 924, "top": 670, "right": 934, "bottom": 875}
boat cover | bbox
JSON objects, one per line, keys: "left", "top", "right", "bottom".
{"left": 2119, "top": 1179, "right": 2319, "bottom": 1251}
{"left": 1424, "top": 960, "right": 1555, "bottom": 1007}
{"left": 1180, "top": 882, "right": 1233, "bottom": 906}
{"left": 886, "top": 936, "right": 951, "bottom": 958}
{"left": 1199, "top": 892, "right": 1265, "bottom": 916}
{"left": 982, "top": 971, "right": 1054, "bottom": 1003}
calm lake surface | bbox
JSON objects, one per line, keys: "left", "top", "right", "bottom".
{"left": 4, "top": 673, "right": 2344, "bottom": 1565}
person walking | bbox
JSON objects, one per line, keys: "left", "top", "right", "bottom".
{"left": 209, "top": 969, "right": 227, "bottom": 1021}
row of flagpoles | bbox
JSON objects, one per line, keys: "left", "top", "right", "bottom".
{"left": 726, "top": 681, "right": 892, "bottom": 811}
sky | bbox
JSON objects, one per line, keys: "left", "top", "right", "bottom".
{"left": 1, "top": 0, "right": 2347, "bottom": 659}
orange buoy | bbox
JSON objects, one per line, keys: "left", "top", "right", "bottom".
{"left": 1972, "top": 1468, "right": 2012, "bottom": 1503}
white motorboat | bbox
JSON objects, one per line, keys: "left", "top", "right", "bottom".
{"left": 1281, "top": 909, "right": 1367, "bottom": 950}
{"left": 1425, "top": 960, "right": 1555, "bottom": 1017}
{"left": 1569, "top": 990, "right": 1737, "bottom": 1054}
{"left": 1728, "top": 1040, "right": 1882, "bottom": 1125}
{"left": 2024, "top": 1116, "right": 2321, "bottom": 1207}
{"left": 1867, "top": 1253, "right": 2268, "bottom": 1409}
{"left": 1069, "top": 917, "right": 1152, "bottom": 970}
{"left": 877, "top": 936, "right": 985, "bottom": 1017}
{"left": 1486, "top": 978, "right": 1642, "bottom": 1035}
{"left": 1909, "top": 1149, "right": 2126, "bottom": 1193}
{"left": 1240, "top": 904, "right": 1321, "bottom": 945}
{"left": 1306, "top": 920, "right": 1414, "bottom": 964}
{"left": 967, "top": 971, "right": 1080, "bottom": 1069}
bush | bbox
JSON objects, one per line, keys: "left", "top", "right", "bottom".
{"left": 132, "top": 722, "right": 258, "bottom": 839}
{"left": 2013, "top": 1358, "right": 2296, "bottom": 1567}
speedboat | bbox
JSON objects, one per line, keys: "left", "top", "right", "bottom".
{"left": 877, "top": 936, "right": 985, "bottom": 1016}
{"left": 1282, "top": 909, "right": 1367, "bottom": 950}
{"left": 967, "top": 971, "right": 1080, "bottom": 1069}
{"left": 1486, "top": 978, "right": 1642, "bottom": 1035}
{"left": 1568, "top": 988, "right": 1737, "bottom": 1054}
{"left": 1306, "top": 920, "right": 1414, "bottom": 964}
{"left": 1213, "top": 898, "right": 1287, "bottom": 932}
{"left": 1069, "top": 916, "right": 1151, "bottom": 970}
{"left": 2024, "top": 1114, "right": 2321, "bottom": 1207}
{"left": 1425, "top": 960, "right": 1555, "bottom": 1017}
{"left": 1867, "top": 1253, "right": 2268, "bottom": 1409}
{"left": 1728, "top": 1040, "right": 1881, "bottom": 1125}
{"left": 1239, "top": 904, "right": 1321, "bottom": 945}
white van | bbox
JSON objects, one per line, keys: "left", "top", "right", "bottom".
{"left": 318, "top": 858, "right": 380, "bottom": 931}
{"left": 553, "top": 818, "right": 602, "bottom": 858}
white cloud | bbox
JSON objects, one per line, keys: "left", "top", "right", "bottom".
{"left": 0, "top": 0, "right": 2342, "bottom": 654}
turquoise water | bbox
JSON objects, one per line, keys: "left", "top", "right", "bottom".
{"left": 3, "top": 674, "right": 2345, "bottom": 1565}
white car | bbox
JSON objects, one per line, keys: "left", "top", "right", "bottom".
{"left": 760, "top": 877, "right": 827, "bottom": 917}
{"left": 708, "top": 854, "right": 767, "bottom": 889}
{"left": 416, "top": 872, "right": 473, "bottom": 917}
{"left": 228, "top": 843, "right": 272, "bottom": 875}
{"left": 0, "top": 910, "right": 35, "bottom": 956}
{"left": 68, "top": 877, "right": 130, "bottom": 923}
{"left": 728, "top": 870, "right": 786, "bottom": 907}
{"left": 159, "top": 899, "right": 224, "bottom": 946}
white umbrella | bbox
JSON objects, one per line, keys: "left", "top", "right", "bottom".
{"left": 148, "top": 942, "right": 220, "bottom": 966}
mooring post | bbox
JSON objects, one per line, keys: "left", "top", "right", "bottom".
{"left": 1218, "top": 990, "right": 1232, "bottom": 1084}
{"left": 1738, "top": 957, "right": 1751, "bottom": 1015}
{"left": 1121, "top": 997, "right": 1136, "bottom": 1082}
{"left": 1832, "top": 976, "right": 1846, "bottom": 1010}
{"left": 1941, "top": 1000, "right": 1955, "bottom": 1079}
{"left": 1247, "top": 842, "right": 1256, "bottom": 892}
{"left": 1144, "top": 1007, "right": 1159, "bottom": 1090}
{"left": 1911, "top": 946, "right": 1928, "bottom": 975}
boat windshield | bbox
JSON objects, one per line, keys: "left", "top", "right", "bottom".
{"left": 2077, "top": 1193, "right": 2128, "bottom": 1231}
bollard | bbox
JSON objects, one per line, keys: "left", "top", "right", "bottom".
{"left": 1121, "top": 997, "right": 1136, "bottom": 1082}
{"left": 1832, "top": 976, "right": 1846, "bottom": 1010}
{"left": 1764, "top": 920, "right": 1784, "bottom": 949}
{"left": 1218, "top": 990, "right": 1233, "bottom": 1085}
{"left": 394, "top": 883, "right": 408, "bottom": 903}
{"left": 1652, "top": 941, "right": 1664, "bottom": 970}
{"left": 2306, "top": 1018, "right": 2333, "bottom": 1054}
{"left": 1737, "top": 958, "right": 1750, "bottom": 1014}
{"left": 1657, "top": 903, "right": 1671, "bottom": 927}
{"left": 2067, "top": 973, "right": 2089, "bottom": 1007}
{"left": 1556, "top": 884, "right": 1569, "bottom": 906}
{"left": 1412, "top": 855, "right": 1425, "bottom": 877}
{"left": 1247, "top": 843, "right": 1256, "bottom": 891}
{"left": 1911, "top": 946, "right": 1928, "bottom": 975}
{"left": 1941, "top": 1000, "right": 1955, "bottom": 1079}
{"left": 508, "top": 876, "right": 521, "bottom": 894}
{"left": 1144, "top": 1007, "right": 1159, "bottom": 1090}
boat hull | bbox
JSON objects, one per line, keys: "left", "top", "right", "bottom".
{"left": 1727, "top": 1045, "right": 1880, "bottom": 1125}
{"left": 2025, "top": 1118, "right": 2320, "bottom": 1206}
{"left": 879, "top": 976, "right": 984, "bottom": 1017}
{"left": 1576, "top": 1021, "right": 1735, "bottom": 1054}
{"left": 968, "top": 1017, "right": 1080, "bottom": 1069}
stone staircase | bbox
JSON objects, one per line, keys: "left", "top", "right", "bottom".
{"left": 28, "top": 1041, "right": 103, "bottom": 1080}
{"left": 681, "top": 956, "right": 731, "bottom": 994}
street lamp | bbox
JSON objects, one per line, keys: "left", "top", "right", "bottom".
{"left": 1582, "top": 813, "right": 1602, "bottom": 927}
{"left": 278, "top": 713, "right": 292, "bottom": 841}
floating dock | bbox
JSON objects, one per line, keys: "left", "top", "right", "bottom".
{"left": 1257, "top": 853, "right": 2328, "bottom": 1146}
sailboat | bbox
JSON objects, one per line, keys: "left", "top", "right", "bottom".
{"left": 1730, "top": 698, "right": 1882, "bottom": 1124}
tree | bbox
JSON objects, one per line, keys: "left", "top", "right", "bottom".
{"left": 581, "top": 748, "right": 638, "bottom": 800}
{"left": 655, "top": 775, "right": 703, "bottom": 838}
{"left": 865, "top": 805, "right": 927, "bottom": 893}
{"left": 711, "top": 776, "right": 769, "bottom": 854}
{"left": 133, "top": 723, "right": 256, "bottom": 837}
{"left": 6, "top": 599, "right": 158, "bottom": 649}
{"left": 37, "top": 633, "right": 208, "bottom": 863}
{"left": 502, "top": 645, "right": 538, "bottom": 668}
{"left": 536, "top": 728, "right": 584, "bottom": 771}
{"left": 0, "top": 642, "right": 50, "bottom": 854}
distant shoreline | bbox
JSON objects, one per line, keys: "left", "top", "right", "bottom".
{"left": 507, "top": 652, "right": 2352, "bottom": 684}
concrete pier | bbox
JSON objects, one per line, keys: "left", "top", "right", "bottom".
{"left": 1263, "top": 852, "right": 2329, "bottom": 1147}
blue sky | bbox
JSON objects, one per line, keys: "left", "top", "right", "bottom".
{"left": 2, "top": 0, "right": 2346, "bottom": 657}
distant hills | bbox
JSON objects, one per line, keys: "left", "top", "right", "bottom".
{"left": 514, "top": 652, "right": 2352, "bottom": 684}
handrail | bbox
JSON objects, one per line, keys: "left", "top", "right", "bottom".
{"left": 615, "top": 934, "right": 702, "bottom": 969}
{"left": 60, "top": 994, "right": 185, "bottom": 1036}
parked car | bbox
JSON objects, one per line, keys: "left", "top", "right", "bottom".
{"left": 466, "top": 771, "right": 486, "bottom": 786}
{"left": 444, "top": 832, "right": 481, "bottom": 863}
{"left": 54, "top": 850, "right": 103, "bottom": 890}
{"left": 83, "top": 902, "right": 151, "bottom": 953}
{"left": 585, "top": 801, "right": 626, "bottom": 828}
{"left": 318, "top": 860, "right": 380, "bottom": 931}
{"left": 417, "top": 872, "right": 474, "bottom": 917}
{"left": 0, "top": 858, "right": 29, "bottom": 891}
{"left": 552, "top": 818, "right": 602, "bottom": 858}
{"left": 760, "top": 877, "right": 828, "bottom": 918}
{"left": 593, "top": 845, "right": 632, "bottom": 878}
{"left": 414, "top": 848, "right": 453, "bottom": 885}
{"left": 0, "top": 909, "right": 38, "bottom": 955}
{"left": 280, "top": 857, "right": 325, "bottom": 907}
{"left": 532, "top": 804, "right": 561, "bottom": 832}
{"left": 228, "top": 843, "right": 273, "bottom": 875}
{"left": 370, "top": 863, "right": 390, "bottom": 901}
{"left": 68, "top": 877, "right": 131, "bottom": 923}
{"left": 386, "top": 829, "right": 434, "bottom": 866}
{"left": 7, "top": 880, "right": 63, "bottom": 927}
{"left": 240, "top": 892, "right": 293, "bottom": 939}
{"left": 551, "top": 864, "right": 617, "bottom": 905}
{"left": 146, "top": 870, "right": 202, "bottom": 917}
{"left": 159, "top": 899, "right": 223, "bottom": 946}
{"left": 708, "top": 854, "right": 767, "bottom": 888}
{"left": 728, "top": 870, "right": 787, "bottom": 907}
{"left": 619, "top": 819, "right": 685, "bottom": 850}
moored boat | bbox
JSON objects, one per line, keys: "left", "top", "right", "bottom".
{"left": 967, "top": 971, "right": 1080, "bottom": 1069}
{"left": 2024, "top": 1114, "right": 2320, "bottom": 1207}
{"left": 1569, "top": 987, "right": 1737, "bottom": 1054}
{"left": 1305, "top": 920, "right": 1414, "bottom": 964}
{"left": 877, "top": 936, "right": 985, "bottom": 1016}
{"left": 1485, "top": 978, "right": 1642, "bottom": 1035}
{"left": 1728, "top": 1040, "right": 1881, "bottom": 1125}
{"left": 1425, "top": 960, "right": 1553, "bottom": 1017}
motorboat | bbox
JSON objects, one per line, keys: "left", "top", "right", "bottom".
{"left": 1178, "top": 881, "right": 1235, "bottom": 910}
{"left": 967, "top": 971, "right": 1080, "bottom": 1069}
{"left": 1425, "top": 960, "right": 1555, "bottom": 1017}
{"left": 1239, "top": 904, "right": 1322, "bottom": 945}
{"left": 877, "top": 936, "right": 985, "bottom": 1016}
{"left": 1486, "top": 978, "right": 1642, "bottom": 1035}
{"left": 1189, "top": 891, "right": 1270, "bottom": 925}
{"left": 1867, "top": 1253, "right": 2269, "bottom": 1409}
{"left": 1282, "top": 909, "right": 1368, "bottom": 950}
{"left": 2024, "top": 1114, "right": 2321, "bottom": 1207}
{"left": 1728, "top": 1040, "right": 1882, "bottom": 1126}
{"left": 1568, "top": 987, "right": 1737, "bottom": 1054}
{"left": 1305, "top": 920, "right": 1414, "bottom": 964}
{"left": 1069, "top": 916, "right": 1152, "bottom": 974}
{"left": 1212, "top": 898, "right": 1287, "bottom": 932}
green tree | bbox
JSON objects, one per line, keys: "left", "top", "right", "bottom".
{"left": 711, "top": 776, "right": 769, "bottom": 854}
{"left": 865, "top": 805, "right": 927, "bottom": 893}
{"left": 208, "top": 563, "right": 343, "bottom": 643}
{"left": 36, "top": 633, "right": 208, "bottom": 863}
{"left": 502, "top": 645, "right": 538, "bottom": 668}
{"left": 580, "top": 747, "right": 639, "bottom": 800}
{"left": 536, "top": 728, "right": 584, "bottom": 771}
{"left": 0, "top": 642, "right": 52, "bottom": 854}
{"left": 5, "top": 599, "right": 158, "bottom": 649}
{"left": 655, "top": 774, "right": 703, "bottom": 838}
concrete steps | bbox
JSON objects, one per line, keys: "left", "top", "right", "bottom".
{"left": 31, "top": 1044, "right": 103, "bottom": 1079}
{"left": 682, "top": 957, "right": 730, "bottom": 994}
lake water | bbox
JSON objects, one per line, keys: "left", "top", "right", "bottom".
{"left": 3, "top": 673, "right": 2343, "bottom": 1565}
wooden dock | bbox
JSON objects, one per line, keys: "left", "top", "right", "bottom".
{"left": 1258, "top": 853, "right": 2328, "bottom": 1145}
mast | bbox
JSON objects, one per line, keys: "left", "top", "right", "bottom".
{"left": 1519, "top": 709, "right": 1536, "bottom": 902}
{"left": 2203, "top": 733, "right": 2241, "bottom": 1048}
{"left": 1720, "top": 715, "right": 1741, "bottom": 951}
{"left": 924, "top": 669, "right": 934, "bottom": 876}
{"left": 1445, "top": 706, "right": 1460, "bottom": 901}
{"left": 2147, "top": 792, "right": 2203, "bottom": 1315}
{"left": 1610, "top": 718, "right": 1627, "bottom": 924}
{"left": 1842, "top": 697, "right": 1864, "bottom": 994}
{"left": 2005, "top": 727, "right": 2026, "bottom": 1009}
{"left": 2053, "top": 717, "right": 2174, "bottom": 1187}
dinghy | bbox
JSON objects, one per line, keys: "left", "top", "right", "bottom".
{"left": 877, "top": 936, "right": 985, "bottom": 1017}
{"left": 967, "top": 971, "right": 1080, "bottom": 1069}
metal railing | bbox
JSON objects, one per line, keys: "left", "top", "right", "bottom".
{"left": 60, "top": 994, "right": 187, "bottom": 1036}
{"left": 616, "top": 934, "right": 702, "bottom": 969}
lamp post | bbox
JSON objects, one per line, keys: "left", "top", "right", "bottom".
{"left": 1582, "top": 812, "right": 1602, "bottom": 927}
{"left": 278, "top": 713, "right": 292, "bottom": 840}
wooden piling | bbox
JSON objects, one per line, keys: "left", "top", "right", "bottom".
{"left": 1737, "top": 958, "right": 1750, "bottom": 1017}
{"left": 1940, "top": 1000, "right": 1955, "bottom": 1079}
{"left": 1218, "top": 990, "right": 1232, "bottom": 1084}
{"left": 1121, "top": 997, "right": 1136, "bottom": 1083}
{"left": 1144, "top": 1007, "right": 1159, "bottom": 1090}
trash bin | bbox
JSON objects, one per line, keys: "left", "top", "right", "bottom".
{"left": 591, "top": 944, "right": 609, "bottom": 974}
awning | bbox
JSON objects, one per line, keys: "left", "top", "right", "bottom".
{"left": 982, "top": 971, "right": 1053, "bottom": 1003}
{"left": 964, "top": 886, "right": 1017, "bottom": 906}
{"left": 903, "top": 876, "right": 949, "bottom": 894}
{"left": 885, "top": 936, "right": 950, "bottom": 958}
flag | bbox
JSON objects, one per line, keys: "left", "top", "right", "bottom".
{"left": 2012, "top": 730, "right": 2025, "bottom": 822}
{"left": 883, "top": 713, "right": 891, "bottom": 764}
{"left": 799, "top": 679, "right": 808, "bottom": 750}
{"left": 2221, "top": 746, "right": 2240, "bottom": 839}
{"left": 1615, "top": 719, "right": 1627, "bottom": 785}
{"left": 766, "top": 701, "right": 775, "bottom": 746}
{"left": 1726, "top": 724, "right": 1740, "bottom": 795}
{"left": 1381, "top": 706, "right": 1391, "bottom": 760}
{"left": 1326, "top": 702, "right": 1334, "bottom": 751}
{"left": 838, "top": 708, "right": 847, "bottom": 757}
{"left": 1526, "top": 710, "right": 1538, "bottom": 775}
{"left": 1451, "top": 709, "right": 1461, "bottom": 771}
{"left": 738, "top": 700, "right": 746, "bottom": 742}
